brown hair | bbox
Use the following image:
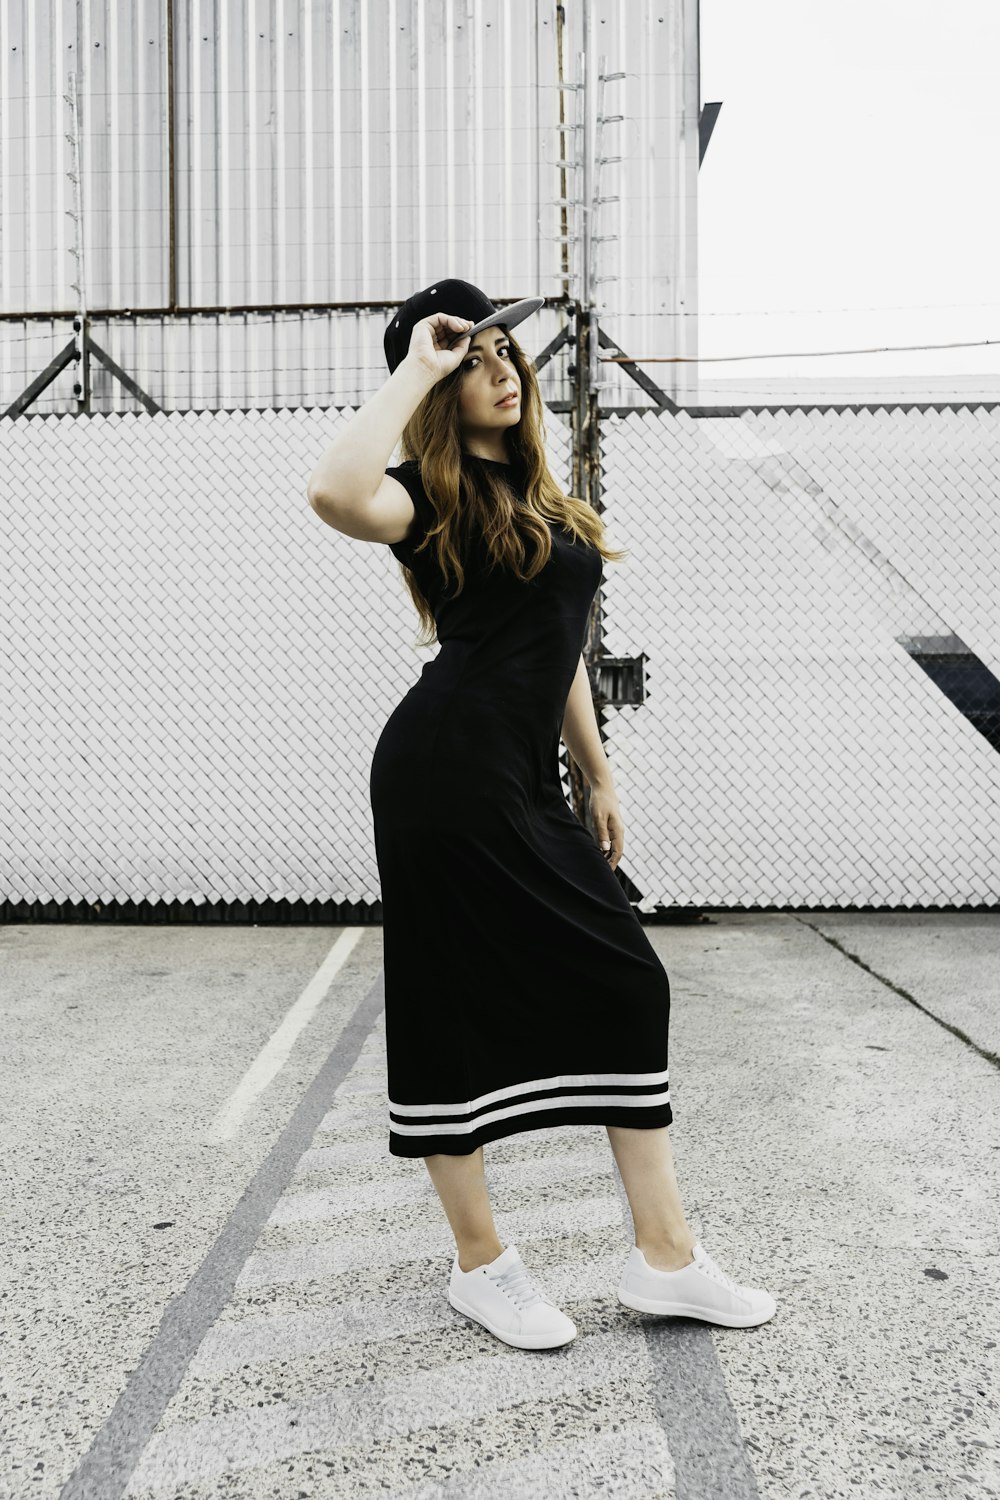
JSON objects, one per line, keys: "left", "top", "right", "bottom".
{"left": 394, "top": 327, "right": 629, "bottom": 646}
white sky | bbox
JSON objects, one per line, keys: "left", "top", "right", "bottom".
{"left": 697, "top": 0, "right": 1000, "bottom": 394}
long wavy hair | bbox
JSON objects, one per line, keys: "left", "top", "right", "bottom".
{"left": 394, "top": 325, "right": 629, "bottom": 647}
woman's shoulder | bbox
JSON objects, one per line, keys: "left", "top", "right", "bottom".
{"left": 384, "top": 460, "right": 437, "bottom": 567}
{"left": 385, "top": 458, "right": 431, "bottom": 506}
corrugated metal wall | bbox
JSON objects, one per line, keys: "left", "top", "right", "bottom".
{"left": 0, "top": 0, "right": 699, "bottom": 413}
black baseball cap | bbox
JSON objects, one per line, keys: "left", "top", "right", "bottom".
{"left": 384, "top": 278, "right": 544, "bottom": 374}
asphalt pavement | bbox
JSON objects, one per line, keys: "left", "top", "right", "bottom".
{"left": 3, "top": 911, "right": 998, "bottom": 1499}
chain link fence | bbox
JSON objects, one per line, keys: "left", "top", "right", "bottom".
{"left": 596, "top": 406, "right": 1000, "bottom": 909}
{"left": 2, "top": 402, "right": 998, "bottom": 917}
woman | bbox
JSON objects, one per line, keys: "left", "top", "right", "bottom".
{"left": 307, "top": 278, "right": 776, "bottom": 1351}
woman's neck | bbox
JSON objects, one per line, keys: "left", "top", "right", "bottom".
{"left": 463, "top": 448, "right": 511, "bottom": 465}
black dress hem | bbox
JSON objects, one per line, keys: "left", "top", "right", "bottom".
{"left": 388, "top": 1099, "right": 674, "bottom": 1157}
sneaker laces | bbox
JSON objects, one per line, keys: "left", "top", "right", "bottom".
{"left": 693, "top": 1246, "right": 744, "bottom": 1298}
{"left": 488, "top": 1259, "right": 547, "bottom": 1311}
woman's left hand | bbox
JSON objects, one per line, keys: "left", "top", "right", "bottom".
{"left": 590, "top": 782, "right": 625, "bottom": 871}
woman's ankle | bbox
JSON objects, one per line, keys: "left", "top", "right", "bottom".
{"left": 457, "top": 1240, "right": 505, "bottom": 1272}
{"left": 635, "top": 1230, "right": 697, "bottom": 1269}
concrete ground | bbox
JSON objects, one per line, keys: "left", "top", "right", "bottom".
{"left": 2, "top": 911, "right": 998, "bottom": 1500}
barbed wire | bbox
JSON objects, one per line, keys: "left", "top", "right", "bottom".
{"left": 601, "top": 336, "right": 1000, "bottom": 364}
{"left": 1, "top": 317, "right": 999, "bottom": 371}
{"left": 7, "top": 377, "right": 1000, "bottom": 414}
{"left": 609, "top": 299, "right": 1000, "bottom": 317}
{"left": 6, "top": 296, "right": 1000, "bottom": 336}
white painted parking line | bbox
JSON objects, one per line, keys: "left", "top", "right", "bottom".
{"left": 61, "top": 967, "right": 388, "bottom": 1499}
{"left": 123, "top": 1332, "right": 650, "bottom": 1494}
{"left": 205, "top": 927, "right": 367, "bottom": 1141}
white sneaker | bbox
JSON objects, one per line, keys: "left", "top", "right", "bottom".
{"left": 448, "top": 1244, "right": 578, "bottom": 1349}
{"left": 618, "top": 1241, "right": 777, "bottom": 1328}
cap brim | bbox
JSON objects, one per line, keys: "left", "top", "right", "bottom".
{"left": 447, "top": 297, "right": 545, "bottom": 350}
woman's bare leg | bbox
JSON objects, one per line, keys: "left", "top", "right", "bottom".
{"left": 424, "top": 1147, "right": 505, "bottom": 1271}
{"left": 606, "top": 1124, "right": 698, "bottom": 1271}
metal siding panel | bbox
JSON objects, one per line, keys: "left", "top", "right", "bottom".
{"left": 573, "top": 0, "right": 700, "bottom": 408}
{"left": 2, "top": 0, "right": 71, "bottom": 311}
{"left": 4, "top": 5, "right": 1000, "bottom": 412}
{"left": 1, "top": 0, "right": 572, "bottom": 313}
{"left": 2, "top": 0, "right": 692, "bottom": 414}
{"left": 0, "top": 2, "right": 26, "bottom": 306}
{"left": 0, "top": 0, "right": 170, "bottom": 314}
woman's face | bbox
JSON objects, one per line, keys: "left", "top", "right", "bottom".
{"left": 455, "top": 326, "right": 521, "bottom": 451}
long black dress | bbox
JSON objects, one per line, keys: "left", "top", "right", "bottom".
{"left": 369, "top": 452, "right": 672, "bottom": 1157}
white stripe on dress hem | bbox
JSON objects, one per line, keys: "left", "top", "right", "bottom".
{"left": 388, "top": 1068, "right": 669, "bottom": 1119}
{"left": 389, "top": 1086, "right": 672, "bottom": 1136}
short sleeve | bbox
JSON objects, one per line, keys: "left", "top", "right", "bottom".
{"left": 384, "top": 461, "right": 436, "bottom": 568}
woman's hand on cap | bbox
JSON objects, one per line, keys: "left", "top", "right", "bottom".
{"left": 407, "top": 313, "right": 475, "bottom": 384}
